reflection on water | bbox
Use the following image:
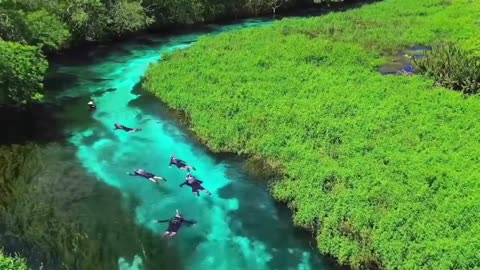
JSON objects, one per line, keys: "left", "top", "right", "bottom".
{"left": 379, "top": 46, "right": 431, "bottom": 75}
{"left": 0, "top": 144, "right": 184, "bottom": 270}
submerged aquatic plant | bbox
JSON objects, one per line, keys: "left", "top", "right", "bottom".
{"left": 413, "top": 45, "right": 480, "bottom": 95}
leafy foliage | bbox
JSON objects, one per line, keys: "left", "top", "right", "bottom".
{"left": 144, "top": 0, "right": 480, "bottom": 269}
{"left": 0, "top": 0, "right": 361, "bottom": 105}
{"left": 413, "top": 45, "right": 480, "bottom": 95}
{"left": 24, "top": 9, "right": 71, "bottom": 50}
{"left": 0, "top": 250, "right": 28, "bottom": 270}
{"left": 109, "top": 0, "right": 154, "bottom": 35}
{"left": 0, "top": 41, "right": 47, "bottom": 105}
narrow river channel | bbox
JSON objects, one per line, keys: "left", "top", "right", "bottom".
{"left": 11, "top": 18, "right": 344, "bottom": 270}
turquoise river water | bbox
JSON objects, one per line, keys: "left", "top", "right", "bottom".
{"left": 5, "top": 18, "right": 345, "bottom": 270}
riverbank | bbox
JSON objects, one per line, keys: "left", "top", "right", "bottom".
{"left": 2, "top": 18, "right": 346, "bottom": 270}
{"left": 143, "top": 0, "right": 480, "bottom": 269}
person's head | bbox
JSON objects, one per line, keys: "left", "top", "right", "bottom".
{"left": 175, "top": 210, "right": 182, "bottom": 218}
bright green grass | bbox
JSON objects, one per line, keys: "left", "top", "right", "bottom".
{"left": 0, "top": 250, "right": 28, "bottom": 270}
{"left": 144, "top": 0, "right": 480, "bottom": 269}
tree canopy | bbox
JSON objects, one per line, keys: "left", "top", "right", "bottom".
{"left": 0, "top": 0, "right": 352, "bottom": 106}
{"left": 0, "top": 40, "right": 47, "bottom": 105}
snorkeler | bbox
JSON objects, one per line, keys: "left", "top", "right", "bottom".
{"left": 114, "top": 123, "right": 142, "bottom": 133}
{"left": 155, "top": 210, "right": 196, "bottom": 238}
{"left": 88, "top": 100, "right": 96, "bottom": 111}
{"left": 179, "top": 173, "right": 211, "bottom": 197}
{"left": 169, "top": 154, "right": 196, "bottom": 171}
{"left": 127, "top": 169, "right": 167, "bottom": 183}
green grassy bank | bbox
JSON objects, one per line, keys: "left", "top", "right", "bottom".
{"left": 144, "top": 0, "right": 480, "bottom": 269}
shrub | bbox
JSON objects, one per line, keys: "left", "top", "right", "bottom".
{"left": 0, "top": 250, "right": 28, "bottom": 270}
{"left": 0, "top": 41, "right": 48, "bottom": 105}
{"left": 413, "top": 45, "right": 480, "bottom": 95}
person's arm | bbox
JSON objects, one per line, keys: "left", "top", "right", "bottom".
{"left": 197, "top": 180, "right": 203, "bottom": 184}
{"left": 156, "top": 219, "right": 170, "bottom": 223}
{"left": 182, "top": 219, "right": 196, "bottom": 225}
{"left": 126, "top": 172, "right": 135, "bottom": 176}
{"left": 179, "top": 181, "right": 187, "bottom": 187}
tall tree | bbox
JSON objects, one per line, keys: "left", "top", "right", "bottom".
{"left": 108, "top": 0, "right": 153, "bottom": 35}
{"left": 24, "top": 9, "right": 71, "bottom": 50}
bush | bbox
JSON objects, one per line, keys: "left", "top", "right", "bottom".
{"left": 0, "top": 250, "right": 28, "bottom": 270}
{"left": 0, "top": 41, "right": 48, "bottom": 105}
{"left": 413, "top": 45, "right": 480, "bottom": 95}
{"left": 24, "top": 9, "right": 71, "bottom": 51}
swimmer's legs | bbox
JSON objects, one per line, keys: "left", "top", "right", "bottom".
{"left": 148, "top": 177, "right": 159, "bottom": 183}
{"left": 187, "top": 166, "right": 196, "bottom": 171}
{"left": 202, "top": 189, "right": 212, "bottom": 196}
{"left": 153, "top": 176, "right": 166, "bottom": 182}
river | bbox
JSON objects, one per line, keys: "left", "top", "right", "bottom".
{"left": 2, "top": 18, "right": 344, "bottom": 270}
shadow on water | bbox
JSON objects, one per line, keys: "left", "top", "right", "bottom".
{"left": 0, "top": 103, "right": 65, "bottom": 145}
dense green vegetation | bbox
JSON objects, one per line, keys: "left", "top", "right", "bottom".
{"left": 0, "top": 250, "right": 28, "bottom": 270}
{"left": 0, "top": 41, "right": 47, "bottom": 105}
{"left": 144, "top": 0, "right": 480, "bottom": 269}
{"left": 0, "top": 0, "right": 355, "bottom": 106}
{"left": 413, "top": 45, "right": 480, "bottom": 95}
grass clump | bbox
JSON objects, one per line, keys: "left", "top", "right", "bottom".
{"left": 413, "top": 45, "right": 480, "bottom": 95}
{"left": 144, "top": 0, "right": 480, "bottom": 269}
{"left": 0, "top": 250, "right": 28, "bottom": 270}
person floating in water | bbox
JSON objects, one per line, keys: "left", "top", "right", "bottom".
{"left": 114, "top": 123, "right": 142, "bottom": 133}
{"left": 156, "top": 210, "right": 196, "bottom": 238}
{"left": 169, "top": 154, "right": 196, "bottom": 171}
{"left": 127, "top": 169, "right": 166, "bottom": 183}
{"left": 180, "top": 173, "right": 211, "bottom": 197}
{"left": 88, "top": 100, "right": 96, "bottom": 111}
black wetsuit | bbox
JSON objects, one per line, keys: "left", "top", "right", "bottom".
{"left": 180, "top": 175, "right": 205, "bottom": 192}
{"left": 157, "top": 216, "right": 195, "bottom": 233}
{"left": 169, "top": 157, "right": 187, "bottom": 168}
{"left": 114, "top": 124, "right": 134, "bottom": 132}
{"left": 135, "top": 170, "right": 155, "bottom": 179}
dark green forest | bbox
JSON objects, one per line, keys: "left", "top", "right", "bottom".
{"left": 0, "top": 0, "right": 352, "bottom": 106}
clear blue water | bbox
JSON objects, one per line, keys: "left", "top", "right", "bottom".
{"left": 45, "top": 19, "right": 342, "bottom": 270}
{"left": 379, "top": 46, "right": 430, "bottom": 75}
